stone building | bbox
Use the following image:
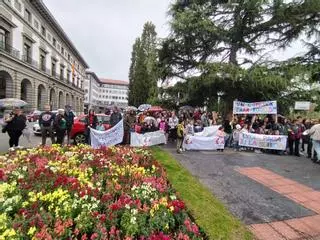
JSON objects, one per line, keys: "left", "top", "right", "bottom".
{"left": 0, "top": 0, "right": 89, "bottom": 114}
{"left": 84, "top": 71, "right": 129, "bottom": 113}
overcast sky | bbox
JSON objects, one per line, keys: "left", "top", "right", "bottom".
{"left": 43, "top": 0, "right": 305, "bottom": 81}
{"left": 43, "top": 0, "right": 171, "bottom": 80}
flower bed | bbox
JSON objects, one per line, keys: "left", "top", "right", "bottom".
{"left": 0, "top": 145, "right": 205, "bottom": 240}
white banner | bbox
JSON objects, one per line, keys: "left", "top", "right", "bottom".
{"left": 239, "top": 132, "right": 287, "bottom": 150}
{"left": 294, "top": 101, "right": 311, "bottom": 110}
{"left": 194, "top": 125, "right": 221, "bottom": 137}
{"left": 130, "top": 130, "right": 166, "bottom": 147}
{"left": 233, "top": 101, "right": 277, "bottom": 114}
{"left": 183, "top": 135, "right": 225, "bottom": 150}
{"left": 90, "top": 120, "right": 124, "bottom": 148}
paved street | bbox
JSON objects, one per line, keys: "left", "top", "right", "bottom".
{"left": 162, "top": 145, "right": 320, "bottom": 238}
{"left": 0, "top": 122, "right": 42, "bottom": 152}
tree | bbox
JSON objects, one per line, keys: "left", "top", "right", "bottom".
{"left": 128, "top": 22, "right": 159, "bottom": 106}
{"left": 159, "top": 0, "right": 320, "bottom": 114}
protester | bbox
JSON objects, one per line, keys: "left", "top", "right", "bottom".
{"left": 5, "top": 107, "right": 26, "bottom": 149}
{"left": 176, "top": 119, "right": 185, "bottom": 154}
{"left": 201, "top": 111, "right": 209, "bottom": 127}
{"left": 232, "top": 124, "right": 241, "bottom": 151}
{"left": 110, "top": 106, "right": 122, "bottom": 127}
{"left": 39, "top": 105, "right": 56, "bottom": 146}
{"left": 64, "top": 105, "right": 75, "bottom": 144}
{"left": 223, "top": 120, "right": 232, "bottom": 147}
{"left": 288, "top": 119, "right": 302, "bottom": 156}
{"left": 168, "top": 111, "right": 179, "bottom": 142}
{"left": 217, "top": 126, "right": 226, "bottom": 152}
{"left": 54, "top": 109, "right": 67, "bottom": 145}
{"left": 309, "top": 120, "right": 320, "bottom": 163}
{"left": 124, "top": 110, "right": 136, "bottom": 144}
{"left": 85, "top": 109, "right": 98, "bottom": 144}
{"left": 96, "top": 121, "right": 105, "bottom": 131}
{"left": 185, "top": 119, "right": 194, "bottom": 136}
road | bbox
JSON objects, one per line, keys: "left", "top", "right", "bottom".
{"left": 0, "top": 122, "right": 44, "bottom": 152}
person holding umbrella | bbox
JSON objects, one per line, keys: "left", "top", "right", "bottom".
{"left": 5, "top": 107, "right": 26, "bottom": 149}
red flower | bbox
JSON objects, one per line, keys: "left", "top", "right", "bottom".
{"left": 91, "top": 233, "right": 99, "bottom": 240}
{"left": 0, "top": 169, "right": 7, "bottom": 181}
{"left": 81, "top": 234, "right": 88, "bottom": 240}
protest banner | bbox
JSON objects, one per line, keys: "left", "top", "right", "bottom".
{"left": 183, "top": 135, "right": 225, "bottom": 151}
{"left": 194, "top": 125, "right": 221, "bottom": 137}
{"left": 130, "top": 131, "right": 166, "bottom": 147}
{"left": 294, "top": 101, "right": 311, "bottom": 111}
{"left": 239, "top": 132, "right": 287, "bottom": 150}
{"left": 90, "top": 120, "right": 124, "bottom": 148}
{"left": 233, "top": 101, "right": 277, "bottom": 114}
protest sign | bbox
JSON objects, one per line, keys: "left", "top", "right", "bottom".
{"left": 90, "top": 120, "right": 124, "bottom": 148}
{"left": 294, "top": 101, "right": 311, "bottom": 110}
{"left": 183, "top": 135, "right": 225, "bottom": 151}
{"left": 194, "top": 125, "right": 221, "bottom": 137}
{"left": 130, "top": 131, "right": 166, "bottom": 147}
{"left": 239, "top": 132, "right": 287, "bottom": 150}
{"left": 233, "top": 101, "right": 277, "bottom": 114}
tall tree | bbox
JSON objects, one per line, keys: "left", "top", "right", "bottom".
{"left": 128, "top": 22, "right": 159, "bottom": 106}
{"left": 159, "top": 0, "right": 320, "bottom": 113}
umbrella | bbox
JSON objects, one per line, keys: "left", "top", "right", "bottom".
{"left": 138, "top": 104, "right": 151, "bottom": 112}
{"left": 0, "top": 98, "right": 28, "bottom": 108}
{"left": 180, "top": 105, "right": 194, "bottom": 111}
{"left": 143, "top": 116, "right": 157, "bottom": 124}
{"left": 126, "top": 106, "right": 137, "bottom": 112}
{"left": 148, "top": 106, "right": 163, "bottom": 112}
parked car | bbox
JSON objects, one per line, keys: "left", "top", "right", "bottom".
{"left": 27, "top": 110, "right": 42, "bottom": 122}
{"left": 71, "top": 114, "right": 111, "bottom": 144}
{"left": 33, "top": 110, "right": 58, "bottom": 135}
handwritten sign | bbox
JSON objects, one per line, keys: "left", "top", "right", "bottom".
{"left": 130, "top": 131, "right": 166, "bottom": 147}
{"left": 90, "top": 120, "right": 124, "bottom": 148}
{"left": 233, "top": 101, "right": 277, "bottom": 114}
{"left": 183, "top": 135, "right": 225, "bottom": 150}
{"left": 239, "top": 132, "right": 287, "bottom": 150}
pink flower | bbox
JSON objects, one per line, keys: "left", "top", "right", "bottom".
{"left": 91, "top": 233, "right": 99, "bottom": 240}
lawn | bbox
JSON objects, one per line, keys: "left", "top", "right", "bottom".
{"left": 152, "top": 147, "right": 253, "bottom": 240}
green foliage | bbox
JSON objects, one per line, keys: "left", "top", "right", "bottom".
{"left": 128, "top": 22, "right": 159, "bottom": 106}
{"left": 158, "top": 0, "right": 320, "bottom": 114}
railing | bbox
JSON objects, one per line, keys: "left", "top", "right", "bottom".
{"left": 0, "top": 41, "right": 20, "bottom": 59}
{"left": 1, "top": 41, "right": 83, "bottom": 90}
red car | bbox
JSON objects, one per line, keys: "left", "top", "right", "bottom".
{"left": 70, "top": 114, "right": 111, "bottom": 144}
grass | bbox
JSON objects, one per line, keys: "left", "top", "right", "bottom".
{"left": 152, "top": 147, "right": 253, "bottom": 240}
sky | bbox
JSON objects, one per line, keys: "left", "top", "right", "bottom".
{"left": 43, "top": 0, "right": 305, "bottom": 82}
{"left": 43, "top": 0, "right": 172, "bottom": 81}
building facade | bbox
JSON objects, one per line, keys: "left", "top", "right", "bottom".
{"left": 84, "top": 73, "right": 129, "bottom": 113}
{"left": 0, "top": 0, "right": 89, "bottom": 113}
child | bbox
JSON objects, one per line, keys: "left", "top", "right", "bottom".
{"left": 96, "top": 121, "right": 105, "bottom": 131}
{"left": 176, "top": 119, "right": 185, "bottom": 154}
{"left": 232, "top": 124, "right": 241, "bottom": 151}
{"left": 159, "top": 117, "right": 168, "bottom": 144}
{"left": 185, "top": 119, "right": 194, "bottom": 136}
{"left": 217, "top": 126, "right": 226, "bottom": 152}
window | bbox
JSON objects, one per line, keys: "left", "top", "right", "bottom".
{"left": 25, "top": 9, "right": 31, "bottom": 23}
{"left": 34, "top": 19, "right": 39, "bottom": 29}
{"left": 67, "top": 70, "right": 71, "bottom": 82}
{"left": 60, "top": 65, "right": 64, "bottom": 80}
{"left": 0, "top": 29, "right": 6, "bottom": 49}
{"left": 52, "top": 38, "right": 56, "bottom": 47}
{"left": 41, "top": 26, "right": 46, "bottom": 37}
{"left": 40, "top": 50, "right": 46, "bottom": 72}
{"left": 23, "top": 43, "right": 31, "bottom": 64}
{"left": 68, "top": 54, "right": 70, "bottom": 61}
{"left": 61, "top": 47, "right": 64, "bottom": 55}
{"left": 51, "top": 59, "right": 57, "bottom": 77}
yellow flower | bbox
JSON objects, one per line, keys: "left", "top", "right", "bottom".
{"left": 169, "top": 206, "right": 174, "bottom": 212}
{"left": 27, "top": 226, "right": 36, "bottom": 236}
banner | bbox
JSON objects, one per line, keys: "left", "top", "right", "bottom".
{"left": 294, "top": 101, "right": 311, "bottom": 110}
{"left": 130, "top": 131, "right": 166, "bottom": 147}
{"left": 239, "top": 132, "right": 287, "bottom": 150}
{"left": 90, "top": 120, "right": 124, "bottom": 148}
{"left": 233, "top": 101, "right": 277, "bottom": 114}
{"left": 194, "top": 125, "right": 221, "bottom": 137}
{"left": 183, "top": 135, "right": 225, "bottom": 151}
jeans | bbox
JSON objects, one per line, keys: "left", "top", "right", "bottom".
{"left": 233, "top": 141, "right": 240, "bottom": 151}
{"left": 177, "top": 138, "right": 184, "bottom": 151}
{"left": 7, "top": 130, "right": 22, "bottom": 147}
{"left": 41, "top": 126, "right": 55, "bottom": 146}
{"left": 288, "top": 139, "right": 300, "bottom": 156}
{"left": 56, "top": 129, "right": 66, "bottom": 145}
{"left": 313, "top": 140, "right": 320, "bottom": 161}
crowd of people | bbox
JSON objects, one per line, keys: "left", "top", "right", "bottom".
{"left": 119, "top": 108, "right": 320, "bottom": 163}
{"left": 1, "top": 105, "right": 319, "bottom": 164}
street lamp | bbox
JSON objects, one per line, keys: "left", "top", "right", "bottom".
{"left": 217, "top": 91, "right": 224, "bottom": 114}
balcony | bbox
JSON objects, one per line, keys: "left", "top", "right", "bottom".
{"left": 0, "top": 41, "right": 20, "bottom": 59}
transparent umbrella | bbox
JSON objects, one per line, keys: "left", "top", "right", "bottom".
{"left": 0, "top": 98, "right": 28, "bottom": 108}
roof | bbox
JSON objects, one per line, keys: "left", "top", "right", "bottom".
{"left": 99, "top": 78, "right": 129, "bottom": 86}
{"left": 30, "top": 0, "right": 89, "bottom": 68}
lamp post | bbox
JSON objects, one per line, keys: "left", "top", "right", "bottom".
{"left": 217, "top": 91, "right": 224, "bottom": 114}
